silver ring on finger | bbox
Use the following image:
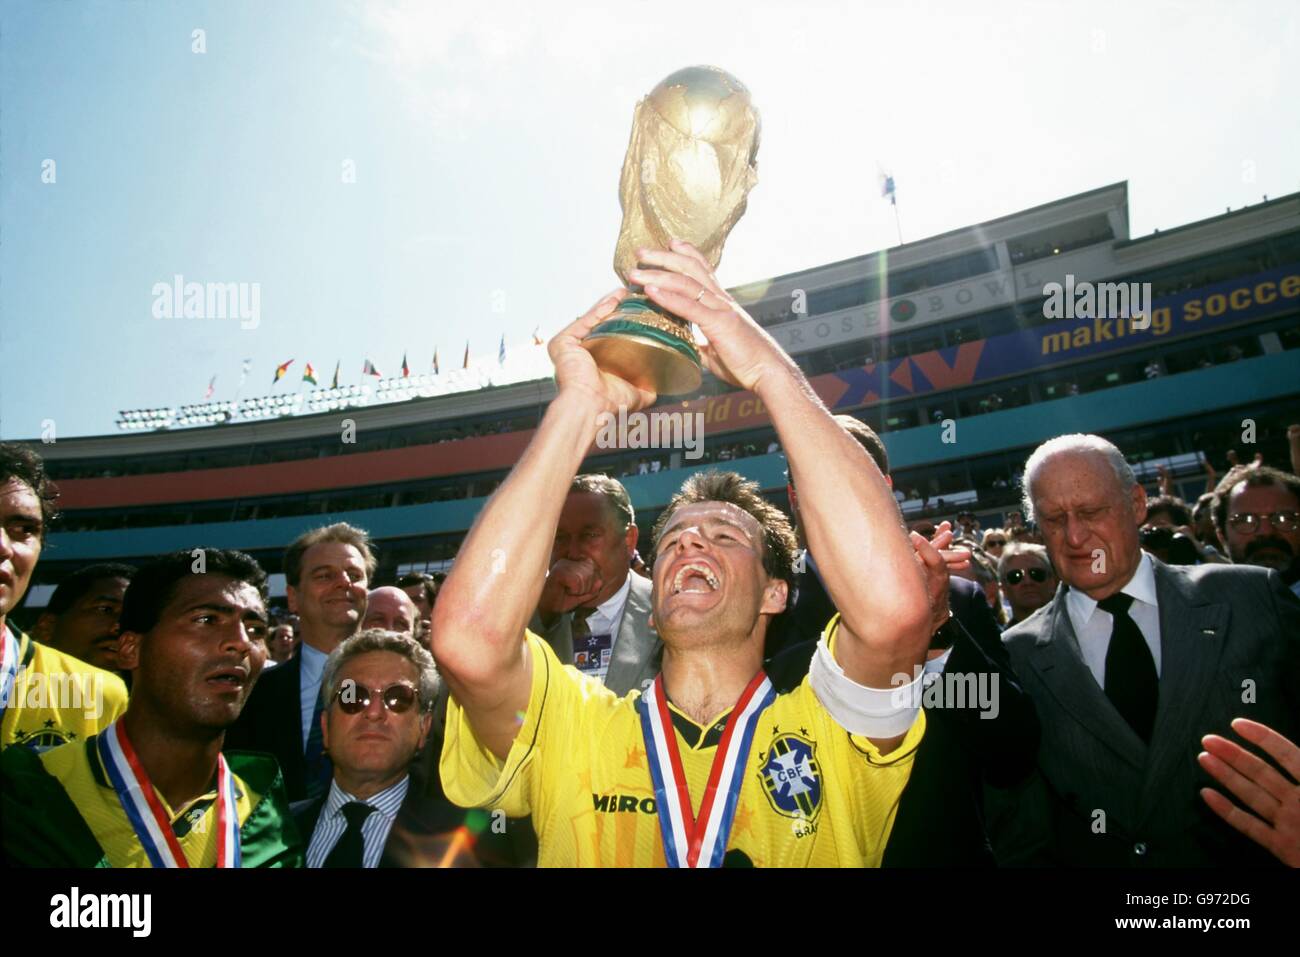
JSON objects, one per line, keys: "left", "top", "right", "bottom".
{"left": 695, "top": 287, "right": 707, "bottom": 303}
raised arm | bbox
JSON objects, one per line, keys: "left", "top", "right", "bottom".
{"left": 632, "top": 243, "right": 932, "bottom": 692}
{"left": 430, "top": 290, "right": 653, "bottom": 759}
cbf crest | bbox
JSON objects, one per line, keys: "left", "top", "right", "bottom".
{"left": 758, "top": 733, "right": 822, "bottom": 819}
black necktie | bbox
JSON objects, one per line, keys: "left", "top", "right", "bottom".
{"left": 303, "top": 693, "right": 332, "bottom": 800}
{"left": 323, "top": 801, "right": 375, "bottom": 868}
{"left": 571, "top": 608, "right": 594, "bottom": 643}
{"left": 1098, "top": 592, "right": 1157, "bottom": 741}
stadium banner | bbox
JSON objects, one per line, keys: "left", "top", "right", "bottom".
{"left": 687, "top": 263, "right": 1300, "bottom": 426}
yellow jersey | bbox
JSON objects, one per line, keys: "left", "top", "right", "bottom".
{"left": 1, "top": 624, "right": 128, "bottom": 752}
{"left": 441, "top": 626, "right": 925, "bottom": 867}
{"left": 1, "top": 733, "right": 303, "bottom": 867}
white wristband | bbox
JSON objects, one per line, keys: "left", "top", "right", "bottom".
{"left": 808, "top": 636, "right": 923, "bottom": 738}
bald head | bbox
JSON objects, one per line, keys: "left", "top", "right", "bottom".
{"left": 362, "top": 586, "right": 418, "bottom": 636}
{"left": 1022, "top": 436, "right": 1146, "bottom": 600}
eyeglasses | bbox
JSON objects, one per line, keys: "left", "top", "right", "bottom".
{"left": 333, "top": 682, "right": 420, "bottom": 715}
{"left": 1004, "top": 567, "right": 1049, "bottom": 586}
{"left": 1228, "top": 511, "right": 1300, "bottom": 534}
{"left": 985, "top": 539, "right": 1006, "bottom": 548}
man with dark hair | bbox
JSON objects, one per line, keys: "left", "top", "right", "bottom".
{"left": 1212, "top": 465, "right": 1300, "bottom": 595}
{"left": 227, "top": 522, "right": 375, "bottom": 803}
{"left": 1, "top": 548, "right": 302, "bottom": 866}
{"left": 0, "top": 443, "right": 128, "bottom": 752}
{"left": 266, "top": 622, "right": 298, "bottom": 665}
{"left": 34, "top": 562, "right": 136, "bottom": 671}
{"left": 531, "top": 473, "right": 659, "bottom": 695}
{"left": 1143, "top": 494, "right": 1193, "bottom": 528}
{"left": 435, "top": 245, "right": 939, "bottom": 867}
{"left": 396, "top": 572, "right": 439, "bottom": 638}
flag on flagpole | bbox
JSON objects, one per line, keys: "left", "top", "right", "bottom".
{"left": 272, "top": 359, "right": 293, "bottom": 385}
{"left": 881, "top": 172, "right": 896, "bottom": 206}
{"left": 498, "top": 335, "right": 506, "bottom": 365}
{"left": 532, "top": 326, "right": 543, "bottom": 346}
{"left": 362, "top": 359, "right": 381, "bottom": 377}
{"left": 303, "top": 362, "right": 318, "bottom": 386}
{"left": 401, "top": 353, "right": 410, "bottom": 377}
{"left": 331, "top": 360, "right": 340, "bottom": 389}
{"left": 462, "top": 341, "right": 469, "bottom": 370}
{"left": 204, "top": 375, "right": 216, "bottom": 400}
{"left": 432, "top": 348, "right": 440, "bottom": 375}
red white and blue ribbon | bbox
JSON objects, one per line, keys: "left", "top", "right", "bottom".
{"left": 638, "top": 671, "right": 775, "bottom": 868}
{"left": 0, "top": 624, "right": 19, "bottom": 709}
{"left": 96, "top": 720, "right": 241, "bottom": 868}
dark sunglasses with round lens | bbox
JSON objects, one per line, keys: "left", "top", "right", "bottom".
{"left": 334, "top": 682, "right": 419, "bottom": 715}
{"left": 1004, "top": 567, "right": 1048, "bottom": 586}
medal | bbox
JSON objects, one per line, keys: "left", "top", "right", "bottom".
{"left": 638, "top": 671, "right": 775, "bottom": 867}
{"left": 97, "top": 720, "right": 241, "bottom": 868}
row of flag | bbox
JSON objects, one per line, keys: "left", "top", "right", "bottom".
{"left": 203, "top": 329, "right": 546, "bottom": 398}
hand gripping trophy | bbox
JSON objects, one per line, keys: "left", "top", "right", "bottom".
{"left": 582, "top": 65, "right": 760, "bottom": 396}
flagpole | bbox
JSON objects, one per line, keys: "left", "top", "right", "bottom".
{"left": 893, "top": 199, "right": 904, "bottom": 246}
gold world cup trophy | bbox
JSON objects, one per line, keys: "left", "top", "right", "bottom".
{"left": 583, "top": 65, "right": 760, "bottom": 396}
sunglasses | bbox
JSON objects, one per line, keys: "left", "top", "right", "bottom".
{"left": 985, "top": 539, "right": 1006, "bottom": 548}
{"left": 1228, "top": 511, "right": 1300, "bottom": 534}
{"left": 333, "top": 682, "right": 420, "bottom": 715}
{"left": 1004, "top": 567, "right": 1049, "bottom": 586}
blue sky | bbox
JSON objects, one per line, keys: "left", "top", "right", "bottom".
{"left": 2, "top": 0, "right": 1297, "bottom": 438}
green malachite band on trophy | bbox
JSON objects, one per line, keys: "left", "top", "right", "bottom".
{"left": 585, "top": 318, "right": 700, "bottom": 364}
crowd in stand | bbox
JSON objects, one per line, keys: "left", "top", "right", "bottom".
{"left": 2, "top": 245, "right": 1298, "bottom": 869}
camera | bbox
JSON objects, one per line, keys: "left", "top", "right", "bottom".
{"left": 1140, "top": 526, "right": 1200, "bottom": 565}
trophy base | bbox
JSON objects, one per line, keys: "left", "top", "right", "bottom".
{"left": 583, "top": 295, "right": 703, "bottom": 396}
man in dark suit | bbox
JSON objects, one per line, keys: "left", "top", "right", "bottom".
{"left": 531, "top": 475, "right": 661, "bottom": 696}
{"left": 295, "top": 628, "right": 525, "bottom": 867}
{"left": 987, "top": 433, "right": 1300, "bottom": 866}
{"left": 227, "top": 522, "right": 375, "bottom": 803}
{"left": 766, "top": 415, "right": 1041, "bottom": 867}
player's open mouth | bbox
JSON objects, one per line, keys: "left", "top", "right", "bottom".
{"left": 671, "top": 562, "right": 720, "bottom": 595}
{"left": 206, "top": 667, "right": 248, "bottom": 687}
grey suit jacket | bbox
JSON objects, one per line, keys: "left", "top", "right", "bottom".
{"left": 986, "top": 558, "right": 1300, "bottom": 866}
{"left": 532, "top": 572, "right": 661, "bottom": 697}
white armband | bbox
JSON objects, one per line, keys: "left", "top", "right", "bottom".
{"left": 808, "top": 636, "right": 923, "bottom": 738}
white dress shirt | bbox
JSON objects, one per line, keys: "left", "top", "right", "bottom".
{"left": 305, "top": 775, "right": 409, "bottom": 868}
{"left": 1064, "top": 552, "right": 1162, "bottom": 689}
{"left": 576, "top": 574, "right": 632, "bottom": 682}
